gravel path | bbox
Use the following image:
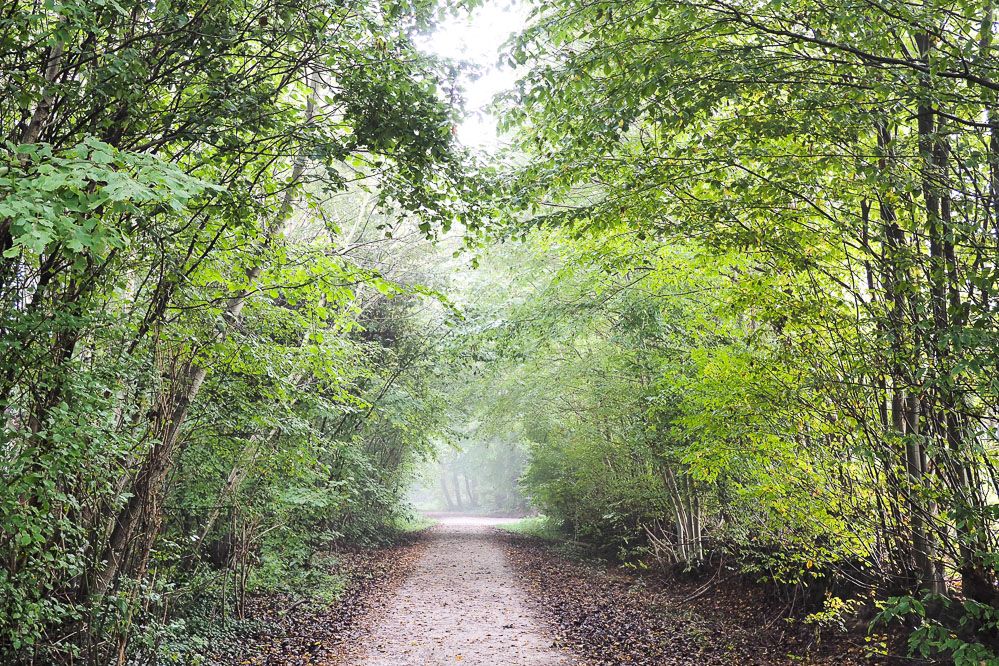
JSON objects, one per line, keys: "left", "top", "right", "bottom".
{"left": 352, "top": 515, "right": 574, "bottom": 666}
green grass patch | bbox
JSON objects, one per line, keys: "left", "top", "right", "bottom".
{"left": 391, "top": 513, "right": 437, "bottom": 533}
{"left": 497, "top": 515, "right": 562, "bottom": 540}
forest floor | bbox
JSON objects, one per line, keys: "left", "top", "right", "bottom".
{"left": 228, "top": 515, "right": 876, "bottom": 665}
{"left": 219, "top": 534, "right": 427, "bottom": 665}
{"left": 502, "top": 531, "right": 876, "bottom": 665}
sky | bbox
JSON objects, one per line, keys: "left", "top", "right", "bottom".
{"left": 418, "top": 2, "right": 529, "bottom": 150}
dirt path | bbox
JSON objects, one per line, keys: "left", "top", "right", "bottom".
{"left": 351, "top": 515, "right": 575, "bottom": 666}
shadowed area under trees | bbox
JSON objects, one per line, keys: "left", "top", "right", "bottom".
{"left": 2, "top": 0, "right": 999, "bottom": 663}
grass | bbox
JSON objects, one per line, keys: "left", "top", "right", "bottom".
{"left": 497, "top": 515, "right": 563, "bottom": 541}
{"left": 392, "top": 513, "right": 438, "bottom": 533}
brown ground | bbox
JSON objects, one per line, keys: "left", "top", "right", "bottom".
{"left": 228, "top": 516, "right": 877, "bottom": 665}
{"left": 502, "top": 531, "right": 877, "bottom": 665}
{"left": 221, "top": 537, "right": 426, "bottom": 665}
{"left": 350, "top": 515, "right": 575, "bottom": 666}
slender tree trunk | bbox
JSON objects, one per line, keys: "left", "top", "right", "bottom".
{"left": 464, "top": 474, "right": 476, "bottom": 508}
{"left": 440, "top": 474, "right": 455, "bottom": 511}
{"left": 451, "top": 470, "right": 464, "bottom": 510}
{"left": 17, "top": 37, "right": 64, "bottom": 146}
{"left": 913, "top": 29, "right": 948, "bottom": 595}
{"left": 660, "top": 465, "right": 691, "bottom": 563}
{"left": 876, "top": 115, "right": 938, "bottom": 591}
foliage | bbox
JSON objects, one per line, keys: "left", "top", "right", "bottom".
{"left": 875, "top": 594, "right": 999, "bottom": 664}
{"left": 0, "top": 0, "right": 478, "bottom": 661}
{"left": 497, "top": 516, "right": 562, "bottom": 541}
{"left": 479, "top": 0, "right": 999, "bottom": 656}
{"left": 4, "top": 0, "right": 999, "bottom": 661}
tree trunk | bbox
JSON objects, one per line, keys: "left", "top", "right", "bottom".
{"left": 440, "top": 475, "right": 454, "bottom": 510}
{"left": 451, "top": 470, "right": 464, "bottom": 510}
{"left": 464, "top": 474, "right": 477, "bottom": 508}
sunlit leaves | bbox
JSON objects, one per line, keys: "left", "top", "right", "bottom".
{"left": 0, "top": 138, "right": 213, "bottom": 262}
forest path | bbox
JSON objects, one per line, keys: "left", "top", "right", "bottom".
{"left": 351, "top": 515, "right": 575, "bottom": 666}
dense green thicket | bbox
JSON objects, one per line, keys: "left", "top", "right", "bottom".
{"left": 0, "top": 0, "right": 478, "bottom": 662}
{"left": 474, "top": 0, "right": 999, "bottom": 661}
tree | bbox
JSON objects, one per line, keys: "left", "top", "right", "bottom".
{"left": 499, "top": 0, "right": 999, "bottom": 658}
{"left": 0, "top": 0, "right": 479, "bottom": 661}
